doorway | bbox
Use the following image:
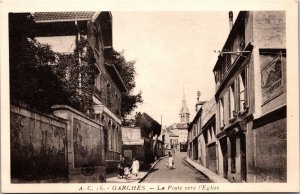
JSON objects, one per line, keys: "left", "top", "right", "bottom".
{"left": 220, "top": 137, "right": 228, "bottom": 179}
{"left": 240, "top": 133, "right": 247, "bottom": 182}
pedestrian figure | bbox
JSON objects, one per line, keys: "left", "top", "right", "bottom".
{"left": 130, "top": 157, "right": 140, "bottom": 178}
{"left": 168, "top": 151, "right": 174, "bottom": 169}
{"left": 123, "top": 166, "right": 130, "bottom": 179}
{"left": 117, "top": 164, "right": 124, "bottom": 179}
{"left": 120, "top": 156, "right": 125, "bottom": 167}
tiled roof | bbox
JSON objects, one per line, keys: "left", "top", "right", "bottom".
{"left": 34, "top": 12, "right": 97, "bottom": 22}
{"left": 164, "top": 126, "right": 179, "bottom": 137}
{"left": 201, "top": 98, "right": 216, "bottom": 126}
{"left": 176, "top": 123, "right": 188, "bottom": 129}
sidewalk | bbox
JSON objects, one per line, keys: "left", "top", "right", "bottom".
{"left": 185, "top": 157, "right": 230, "bottom": 183}
{"left": 106, "top": 171, "right": 147, "bottom": 183}
{"left": 106, "top": 157, "right": 166, "bottom": 183}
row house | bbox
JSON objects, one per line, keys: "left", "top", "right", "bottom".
{"left": 213, "top": 11, "right": 286, "bottom": 182}
{"left": 164, "top": 90, "right": 190, "bottom": 154}
{"left": 187, "top": 98, "right": 216, "bottom": 173}
{"left": 162, "top": 126, "right": 180, "bottom": 154}
{"left": 34, "top": 12, "right": 127, "bottom": 170}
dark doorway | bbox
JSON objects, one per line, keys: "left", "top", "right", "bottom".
{"left": 220, "top": 137, "right": 228, "bottom": 179}
{"left": 193, "top": 141, "right": 198, "bottom": 160}
{"left": 240, "top": 133, "right": 247, "bottom": 182}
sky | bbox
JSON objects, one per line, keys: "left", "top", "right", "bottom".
{"left": 112, "top": 11, "right": 237, "bottom": 126}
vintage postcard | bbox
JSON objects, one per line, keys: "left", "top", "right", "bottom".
{"left": 1, "top": 0, "right": 299, "bottom": 193}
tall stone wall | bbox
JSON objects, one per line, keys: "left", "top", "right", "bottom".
{"left": 11, "top": 104, "right": 67, "bottom": 182}
{"left": 247, "top": 106, "right": 287, "bottom": 182}
{"left": 52, "top": 105, "right": 106, "bottom": 183}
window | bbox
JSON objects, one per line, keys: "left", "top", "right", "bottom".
{"left": 203, "top": 130, "right": 208, "bottom": 144}
{"left": 229, "top": 83, "right": 236, "bottom": 119}
{"left": 238, "top": 23, "right": 245, "bottom": 51}
{"left": 238, "top": 67, "right": 248, "bottom": 113}
{"left": 109, "top": 126, "right": 113, "bottom": 151}
{"left": 107, "top": 83, "right": 112, "bottom": 109}
{"left": 193, "top": 124, "right": 196, "bottom": 137}
{"left": 210, "top": 125, "right": 216, "bottom": 142}
{"left": 94, "top": 22, "right": 102, "bottom": 53}
{"left": 103, "top": 127, "right": 108, "bottom": 152}
{"left": 219, "top": 97, "right": 224, "bottom": 128}
{"left": 207, "top": 128, "right": 212, "bottom": 143}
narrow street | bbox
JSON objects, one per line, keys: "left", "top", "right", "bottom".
{"left": 141, "top": 152, "right": 211, "bottom": 183}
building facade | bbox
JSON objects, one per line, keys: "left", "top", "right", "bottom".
{"left": 164, "top": 90, "right": 190, "bottom": 153}
{"left": 213, "top": 11, "right": 286, "bottom": 182}
{"left": 187, "top": 98, "right": 216, "bottom": 172}
{"left": 34, "top": 12, "right": 127, "bottom": 170}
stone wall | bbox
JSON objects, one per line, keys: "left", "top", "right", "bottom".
{"left": 253, "top": 11, "right": 286, "bottom": 49}
{"left": 247, "top": 106, "right": 287, "bottom": 182}
{"left": 52, "top": 105, "right": 106, "bottom": 183}
{"left": 11, "top": 104, "right": 67, "bottom": 182}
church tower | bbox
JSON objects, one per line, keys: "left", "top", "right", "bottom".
{"left": 179, "top": 89, "right": 190, "bottom": 124}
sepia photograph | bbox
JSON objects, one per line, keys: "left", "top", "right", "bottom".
{"left": 1, "top": 0, "right": 299, "bottom": 193}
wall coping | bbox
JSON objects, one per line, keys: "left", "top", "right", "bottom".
{"left": 52, "top": 105, "right": 103, "bottom": 127}
{"left": 103, "top": 106, "right": 122, "bottom": 125}
{"left": 11, "top": 104, "right": 68, "bottom": 124}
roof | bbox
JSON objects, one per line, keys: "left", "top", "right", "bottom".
{"left": 34, "top": 12, "right": 98, "bottom": 23}
{"left": 175, "top": 123, "right": 188, "bottom": 129}
{"left": 105, "top": 63, "right": 128, "bottom": 93}
{"left": 164, "top": 127, "right": 179, "bottom": 137}
{"left": 213, "top": 11, "right": 247, "bottom": 71}
{"left": 201, "top": 98, "right": 216, "bottom": 127}
{"left": 188, "top": 98, "right": 216, "bottom": 131}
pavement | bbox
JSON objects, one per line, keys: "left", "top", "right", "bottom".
{"left": 141, "top": 152, "right": 211, "bottom": 183}
{"left": 106, "top": 153, "right": 227, "bottom": 183}
{"left": 185, "top": 157, "right": 230, "bottom": 183}
{"left": 106, "top": 157, "right": 165, "bottom": 183}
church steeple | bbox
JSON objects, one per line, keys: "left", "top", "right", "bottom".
{"left": 179, "top": 88, "right": 190, "bottom": 124}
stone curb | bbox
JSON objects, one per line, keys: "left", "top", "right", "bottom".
{"left": 185, "top": 157, "right": 230, "bottom": 183}
{"left": 138, "top": 156, "right": 167, "bottom": 183}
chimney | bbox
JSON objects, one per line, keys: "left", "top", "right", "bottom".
{"left": 195, "top": 91, "right": 205, "bottom": 112}
{"left": 229, "top": 11, "right": 233, "bottom": 31}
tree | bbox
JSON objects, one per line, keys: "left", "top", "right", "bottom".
{"left": 105, "top": 49, "right": 143, "bottom": 117}
{"left": 53, "top": 37, "right": 97, "bottom": 117}
{"left": 9, "top": 13, "right": 96, "bottom": 117}
{"left": 9, "top": 13, "right": 69, "bottom": 112}
{"left": 135, "top": 112, "right": 161, "bottom": 138}
{"left": 10, "top": 13, "right": 140, "bottom": 118}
